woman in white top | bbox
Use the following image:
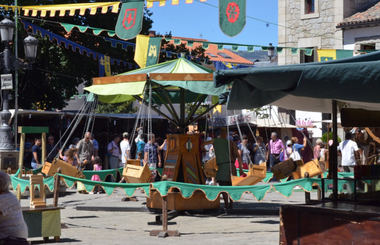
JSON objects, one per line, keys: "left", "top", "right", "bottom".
{"left": 120, "top": 132, "right": 131, "bottom": 165}
{"left": 0, "top": 171, "right": 29, "bottom": 244}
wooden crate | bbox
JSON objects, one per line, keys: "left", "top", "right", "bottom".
{"left": 123, "top": 163, "right": 151, "bottom": 183}
{"left": 146, "top": 188, "right": 220, "bottom": 211}
{"left": 293, "top": 159, "right": 322, "bottom": 179}
{"left": 42, "top": 159, "right": 84, "bottom": 178}
{"left": 232, "top": 163, "right": 267, "bottom": 186}
{"left": 271, "top": 159, "right": 301, "bottom": 180}
{"left": 250, "top": 162, "right": 267, "bottom": 178}
{"left": 127, "top": 159, "right": 141, "bottom": 166}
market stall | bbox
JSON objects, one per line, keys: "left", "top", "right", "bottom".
{"left": 214, "top": 50, "right": 380, "bottom": 243}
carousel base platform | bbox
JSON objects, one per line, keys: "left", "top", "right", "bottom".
{"left": 146, "top": 188, "right": 220, "bottom": 211}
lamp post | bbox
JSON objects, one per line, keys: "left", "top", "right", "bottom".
{"left": 0, "top": 18, "right": 38, "bottom": 150}
{"left": 267, "top": 43, "right": 275, "bottom": 62}
{"left": 0, "top": 18, "right": 15, "bottom": 150}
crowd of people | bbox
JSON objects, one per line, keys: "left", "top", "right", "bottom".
{"left": 24, "top": 126, "right": 370, "bottom": 192}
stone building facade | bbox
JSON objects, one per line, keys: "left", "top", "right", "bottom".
{"left": 278, "top": 0, "right": 380, "bottom": 65}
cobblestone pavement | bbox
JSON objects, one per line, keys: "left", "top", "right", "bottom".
{"left": 20, "top": 187, "right": 317, "bottom": 245}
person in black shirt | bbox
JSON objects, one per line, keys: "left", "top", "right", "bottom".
{"left": 31, "top": 138, "right": 42, "bottom": 169}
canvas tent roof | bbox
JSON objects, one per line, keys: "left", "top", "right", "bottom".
{"left": 85, "top": 58, "right": 227, "bottom": 104}
{"left": 214, "top": 51, "right": 380, "bottom": 112}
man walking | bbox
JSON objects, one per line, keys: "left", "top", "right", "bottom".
{"left": 267, "top": 132, "right": 284, "bottom": 168}
{"left": 338, "top": 132, "right": 360, "bottom": 172}
{"left": 77, "top": 132, "right": 94, "bottom": 170}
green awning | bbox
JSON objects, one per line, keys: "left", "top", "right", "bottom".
{"left": 214, "top": 51, "right": 380, "bottom": 112}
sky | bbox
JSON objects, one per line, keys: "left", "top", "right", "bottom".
{"left": 148, "top": 0, "right": 278, "bottom": 47}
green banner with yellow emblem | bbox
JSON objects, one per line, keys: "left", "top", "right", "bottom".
{"left": 134, "top": 35, "right": 162, "bottom": 68}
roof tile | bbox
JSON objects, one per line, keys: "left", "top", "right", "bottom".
{"left": 338, "top": 2, "right": 380, "bottom": 27}
{"left": 167, "top": 36, "right": 254, "bottom": 65}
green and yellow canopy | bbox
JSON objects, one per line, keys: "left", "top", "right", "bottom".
{"left": 85, "top": 58, "right": 226, "bottom": 104}
{"left": 85, "top": 58, "right": 227, "bottom": 129}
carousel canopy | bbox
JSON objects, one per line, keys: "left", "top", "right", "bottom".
{"left": 214, "top": 51, "right": 380, "bottom": 112}
{"left": 85, "top": 58, "right": 227, "bottom": 104}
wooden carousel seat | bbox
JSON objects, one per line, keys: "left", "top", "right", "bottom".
{"left": 232, "top": 162, "right": 267, "bottom": 186}
{"left": 123, "top": 163, "right": 151, "bottom": 183}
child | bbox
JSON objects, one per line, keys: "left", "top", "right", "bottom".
{"left": 91, "top": 156, "right": 104, "bottom": 194}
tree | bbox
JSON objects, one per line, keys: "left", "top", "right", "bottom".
{"left": 0, "top": 0, "right": 153, "bottom": 110}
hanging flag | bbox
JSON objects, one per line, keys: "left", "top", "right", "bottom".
{"left": 60, "top": 23, "right": 116, "bottom": 37}
{"left": 317, "top": 49, "right": 353, "bottom": 62}
{"left": 20, "top": 20, "right": 130, "bottom": 67}
{"left": 99, "top": 55, "right": 112, "bottom": 77}
{"left": 115, "top": 0, "right": 144, "bottom": 40}
{"left": 22, "top": 2, "right": 120, "bottom": 17}
{"left": 219, "top": 0, "right": 246, "bottom": 37}
{"left": 212, "top": 96, "right": 222, "bottom": 114}
{"left": 134, "top": 35, "right": 162, "bottom": 68}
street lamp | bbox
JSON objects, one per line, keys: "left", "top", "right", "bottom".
{"left": 23, "top": 35, "right": 38, "bottom": 62}
{"left": 0, "top": 18, "right": 14, "bottom": 43}
{"left": 0, "top": 18, "right": 15, "bottom": 150}
{"left": 0, "top": 18, "right": 38, "bottom": 151}
{"left": 267, "top": 43, "right": 275, "bottom": 61}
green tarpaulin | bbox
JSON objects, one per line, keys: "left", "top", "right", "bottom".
{"left": 85, "top": 58, "right": 227, "bottom": 104}
{"left": 214, "top": 51, "right": 380, "bottom": 111}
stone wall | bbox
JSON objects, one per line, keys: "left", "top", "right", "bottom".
{"left": 278, "top": 0, "right": 380, "bottom": 65}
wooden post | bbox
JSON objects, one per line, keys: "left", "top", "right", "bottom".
{"left": 53, "top": 168, "right": 61, "bottom": 207}
{"left": 41, "top": 132, "right": 47, "bottom": 164}
{"left": 149, "top": 193, "right": 179, "bottom": 237}
{"left": 305, "top": 192, "right": 311, "bottom": 204}
{"left": 16, "top": 132, "right": 25, "bottom": 200}
{"left": 317, "top": 174, "right": 322, "bottom": 201}
{"left": 162, "top": 196, "right": 168, "bottom": 233}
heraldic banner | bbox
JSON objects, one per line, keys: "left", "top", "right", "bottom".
{"left": 99, "top": 55, "right": 112, "bottom": 77}
{"left": 115, "top": 0, "right": 144, "bottom": 40}
{"left": 134, "top": 35, "right": 162, "bottom": 68}
{"left": 219, "top": 0, "right": 246, "bottom": 37}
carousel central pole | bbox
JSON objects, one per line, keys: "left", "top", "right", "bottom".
{"left": 331, "top": 100, "right": 338, "bottom": 200}
{"left": 179, "top": 88, "right": 185, "bottom": 133}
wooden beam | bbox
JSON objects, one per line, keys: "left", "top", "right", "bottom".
{"left": 150, "top": 73, "right": 214, "bottom": 81}
{"left": 92, "top": 74, "right": 147, "bottom": 85}
{"left": 132, "top": 95, "right": 179, "bottom": 127}
{"left": 155, "top": 87, "right": 181, "bottom": 124}
{"left": 188, "top": 103, "right": 220, "bottom": 126}
{"left": 185, "top": 94, "right": 208, "bottom": 124}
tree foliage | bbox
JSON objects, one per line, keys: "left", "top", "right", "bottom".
{"left": 1, "top": 0, "right": 153, "bottom": 110}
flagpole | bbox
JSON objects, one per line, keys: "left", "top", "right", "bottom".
{"left": 14, "top": 0, "right": 19, "bottom": 149}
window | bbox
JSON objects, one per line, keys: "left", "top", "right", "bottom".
{"left": 208, "top": 53, "right": 218, "bottom": 58}
{"left": 360, "top": 43, "right": 376, "bottom": 51}
{"left": 305, "top": 0, "right": 315, "bottom": 14}
{"left": 301, "top": 0, "right": 319, "bottom": 19}
{"left": 218, "top": 52, "right": 232, "bottom": 59}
